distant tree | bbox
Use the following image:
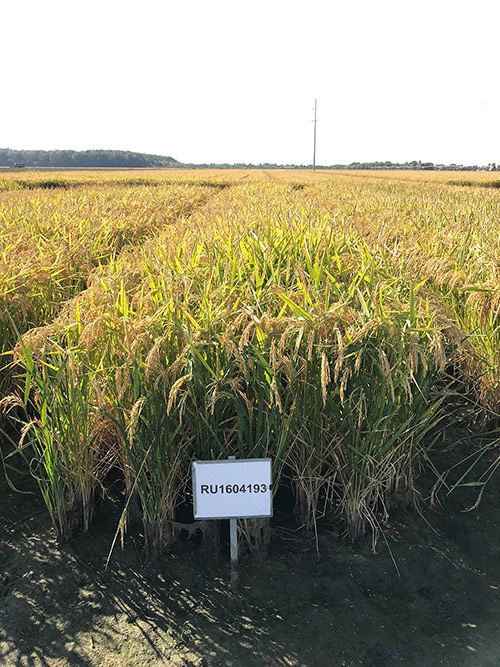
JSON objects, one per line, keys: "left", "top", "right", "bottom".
{"left": 0, "top": 148, "right": 179, "bottom": 168}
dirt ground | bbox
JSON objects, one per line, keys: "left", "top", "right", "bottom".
{"left": 1, "top": 437, "right": 499, "bottom": 667}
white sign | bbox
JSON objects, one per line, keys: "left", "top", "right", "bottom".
{"left": 192, "top": 458, "right": 272, "bottom": 520}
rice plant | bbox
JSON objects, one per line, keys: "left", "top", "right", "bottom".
{"left": 3, "top": 168, "right": 498, "bottom": 550}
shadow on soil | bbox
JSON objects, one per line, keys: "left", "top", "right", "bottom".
{"left": 1, "top": 440, "right": 500, "bottom": 666}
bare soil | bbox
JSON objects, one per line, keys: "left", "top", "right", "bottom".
{"left": 1, "top": 439, "right": 499, "bottom": 667}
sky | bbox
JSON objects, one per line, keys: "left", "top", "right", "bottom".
{"left": 1, "top": 0, "right": 499, "bottom": 166}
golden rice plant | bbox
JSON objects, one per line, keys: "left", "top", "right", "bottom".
{"left": 6, "top": 168, "right": 498, "bottom": 549}
{"left": 0, "top": 176, "right": 238, "bottom": 403}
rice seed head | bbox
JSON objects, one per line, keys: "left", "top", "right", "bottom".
{"left": 357, "top": 391, "right": 367, "bottom": 429}
{"left": 430, "top": 330, "right": 447, "bottom": 371}
{"left": 409, "top": 333, "right": 420, "bottom": 375}
{"left": 115, "top": 366, "right": 131, "bottom": 403}
{"left": 270, "top": 376, "right": 282, "bottom": 413}
{"left": 238, "top": 389, "right": 254, "bottom": 416}
{"left": 334, "top": 328, "right": 345, "bottom": 382}
{"left": 166, "top": 350, "right": 189, "bottom": 381}
{"left": 239, "top": 321, "right": 254, "bottom": 351}
{"left": 167, "top": 373, "right": 193, "bottom": 415}
{"left": 401, "top": 372, "right": 413, "bottom": 402}
{"left": 144, "top": 336, "right": 164, "bottom": 382}
{"left": 307, "top": 330, "right": 315, "bottom": 361}
{"left": 127, "top": 396, "right": 146, "bottom": 442}
{"left": 270, "top": 341, "right": 278, "bottom": 372}
{"left": 321, "top": 352, "right": 331, "bottom": 407}
{"left": 340, "top": 366, "right": 351, "bottom": 405}
{"left": 354, "top": 348, "right": 363, "bottom": 373}
{"left": 0, "top": 394, "right": 24, "bottom": 414}
{"left": 79, "top": 318, "right": 103, "bottom": 350}
{"left": 66, "top": 350, "right": 78, "bottom": 383}
{"left": 378, "top": 349, "right": 395, "bottom": 403}
{"left": 92, "top": 381, "right": 107, "bottom": 411}
{"left": 281, "top": 354, "right": 293, "bottom": 381}
{"left": 278, "top": 323, "right": 297, "bottom": 353}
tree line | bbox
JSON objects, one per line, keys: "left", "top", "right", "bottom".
{"left": 1, "top": 149, "right": 495, "bottom": 171}
{"left": 0, "top": 149, "right": 179, "bottom": 168}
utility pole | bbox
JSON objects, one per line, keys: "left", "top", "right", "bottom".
{"left": 312, "top": 99, "right": 318, "bottom": 171}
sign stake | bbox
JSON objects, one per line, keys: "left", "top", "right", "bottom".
{"left": 192, "top": 456, "right": 272, "bottom": 589}
{"left": 228, "top": 455, "right": 239, "bottom": 588}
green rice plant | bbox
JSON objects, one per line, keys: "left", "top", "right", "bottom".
{"left": 8, "top": 168, "right": 496, "bottom": 552}
{"left": 12, "top": 337, "right": 113, "bottom": 540}
{"left": 108, "top": 378, "right": 189, "bottom": 552}
{"left": 332, "top": 323, "right": 447, "bottom": 541}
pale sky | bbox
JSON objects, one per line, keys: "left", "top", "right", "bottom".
{"left": 1, "top": 0, "right": 499, "bottom": 166}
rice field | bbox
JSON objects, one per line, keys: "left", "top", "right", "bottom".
{"left": 1, "top": 168, "right": 499, "bottom": 551}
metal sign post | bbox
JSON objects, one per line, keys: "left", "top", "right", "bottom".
{"left": 228, "top": 456, "right": 238, "bottom": 587}
{"left": 192, "top": 457, "right": 272, "bottom": 589}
